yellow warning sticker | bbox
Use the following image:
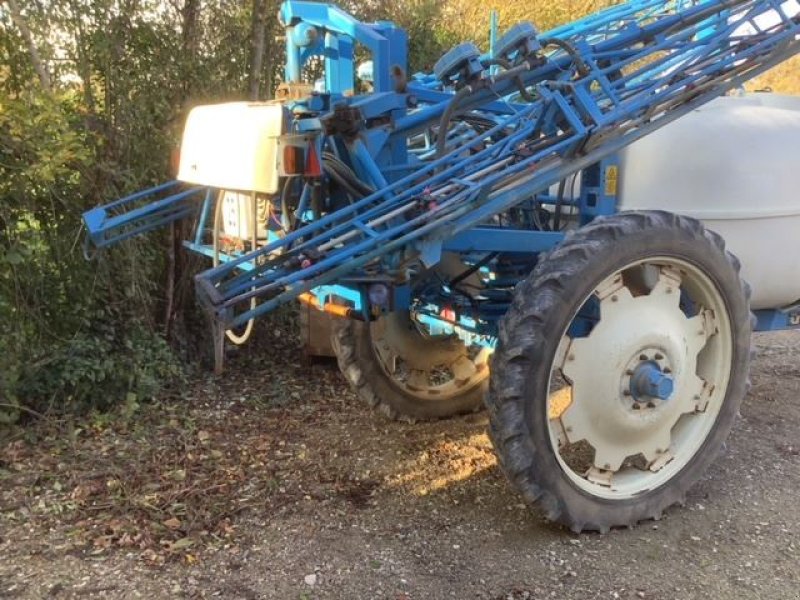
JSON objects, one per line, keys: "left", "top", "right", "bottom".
{"left": 604, "top": 165, "right": 618, "bottom": 196}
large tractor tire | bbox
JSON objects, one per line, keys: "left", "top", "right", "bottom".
{"left": 487, "top": 211, "right": 752, "bottom": 532}
{"left": 332, "top": 311, "right": 490, "bottom": 422}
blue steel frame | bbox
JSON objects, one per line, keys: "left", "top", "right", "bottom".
{"left": 82, "top": 0, "right": 800, "bottom": 337}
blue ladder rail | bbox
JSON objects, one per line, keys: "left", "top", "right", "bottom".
{"left": 82, "top": 181, "right": 208, "bottom": 251}
{"left": 196, "top": 0, "right": 800, "bottom": 330}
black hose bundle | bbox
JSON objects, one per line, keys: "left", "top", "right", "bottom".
{"left": 539, "top": 37, "right": 591, "bottom": 78}
{"left": 455, "top": 114, "right": 499, "bottom": 134}
{"left": 321, "top": 151, "right": 375, "bottom": 200}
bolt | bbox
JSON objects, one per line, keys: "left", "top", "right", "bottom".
{"left": 565, "top": 426, "right": 573, "bottom": 433}
{"left": 663, "top": 367, "right": 672, "bottom": 374}
{"left": 647, "top": 401, "right": 656, "bottom": 408}
{"left": 626, "top": 369, "right": 634, "bottom": 376}
{"left": 639, "top": 353, "right": 648, "bottom": 361}
{"left": 611, "top": 295, "right": 618, "bottom": 302}
{"left": 632, "top": 403, "right": 641, "bottom": 410}
{"left": 666, "top": 287, "right": 673, "bottom": 294}
{"left": 654, "top": 352, "right": 664, "bottom": 360}
{"left": 623, "top": 389, "right": 631, "bottom": 397}
{"left": 567, "top": 354, "right": 575, "bottom": 361}
{"left": 604, "top": 463, "right": 611, "bottom": 470}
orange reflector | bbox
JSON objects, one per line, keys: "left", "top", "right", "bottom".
{"left": 283, "top": 145, "right": 304, "bottom": 175}
{"left": 548, "top": 386, "right": 573, "bottom": 420}
{"left": 440, "top": 308, "right": 456, "bottom": 322}
{"left": 305, "top": 142, "right": 322, "bottom": 178}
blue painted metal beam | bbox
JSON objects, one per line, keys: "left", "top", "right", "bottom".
{"left": 753, "top": 308, "right": 800, "bottom": 332}
{"left": 442, "top": 228, "right": 564, "bottom": 253}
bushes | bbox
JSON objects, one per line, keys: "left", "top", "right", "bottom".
{"left": 0, "top": 91, "right": 185, "bottom": 420}
{"left": 15, "top": 322, "right": 183, "bottom": 414}
{"left": 0, "top": 0, "right": 271, "bottom": 421}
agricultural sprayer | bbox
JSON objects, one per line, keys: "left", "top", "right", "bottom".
{"left": 82, "top": 0, "right": 800, "bottom": 531}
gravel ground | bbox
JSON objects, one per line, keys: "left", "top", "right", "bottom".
{"left": 1, "top": 331, "right": 799, "bottom": 600}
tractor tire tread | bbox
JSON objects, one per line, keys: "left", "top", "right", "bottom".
{"left": 331, "top": 318, "right": 486, "bottom": 422}
{"left": 485, "top": 210, "right": 753, "bottom": 532}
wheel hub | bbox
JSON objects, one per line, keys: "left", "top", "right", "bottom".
{"left": 619, "top": 348, "right": 675, "bottom": 411}
{"left": 629, "top": 360, "right": 674, "bottom": 401}
{"left": 558, "top": 266, "right": 715, "bottom": 472}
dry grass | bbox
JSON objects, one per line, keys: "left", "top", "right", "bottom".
{"left": 747, "top": 55, "right": 800, "bottom": 94}
{"left": 0, "top": 327, "right": 348, "bottom": 566}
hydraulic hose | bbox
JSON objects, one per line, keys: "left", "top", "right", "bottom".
{"left": 485, "top": 56, "right": 537, "bottom": 102}
{"left": 456, "top": 114, "right": 498, "bottom": 134}
{"left": 483, "top": 57, "right": 513, "bottom": 70}
{"left": 322, "top": 152, "right": 375, "bottom": 200}
{"left": 436, "top": 60, "right": 538, "bottom": 160}
{"left": 435, "top": 85, "right": 476, "bottom": 160}
{"left": 539, "top": 38, "right": 591, "bottom": 78}
{"left": 513, "top": 77, "right": 537, "bottom": 102}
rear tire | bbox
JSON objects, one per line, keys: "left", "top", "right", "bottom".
{"left": 486, "top": 211, "right": 752, "bottom": 532}
{"left": 332, "top": 312, "right": 489, "bottom": 422}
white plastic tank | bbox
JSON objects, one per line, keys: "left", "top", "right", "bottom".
{"left": 618, "top": 94, "right": 800, "bottom": 310}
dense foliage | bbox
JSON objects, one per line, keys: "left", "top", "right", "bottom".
{"left": 1, "top": 0, "right": 797, "bottom": 421}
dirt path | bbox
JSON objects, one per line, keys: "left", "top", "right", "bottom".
{"left": 2, "top": 331, "right": 799, "bottom": 600}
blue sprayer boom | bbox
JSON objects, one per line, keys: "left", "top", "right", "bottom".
{"left": 83, "top": 0, "right": 800, "bottom": 531}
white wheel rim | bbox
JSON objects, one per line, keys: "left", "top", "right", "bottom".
{"left": 370, "top": 312, "right": 490, "bottom": 401}
{"left": 547, "top": 257, "right": 733, "bottom": 499}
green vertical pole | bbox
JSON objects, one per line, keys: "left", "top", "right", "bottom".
{"left": 489, "top": 10, "right": 499, "bottom": 75}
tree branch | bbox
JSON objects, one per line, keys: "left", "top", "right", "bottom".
{"left": 248, "top": 0, "right": 267, "bottom": 100}
{"left": 5, "top": 0, "right": 51, "bottom": 92}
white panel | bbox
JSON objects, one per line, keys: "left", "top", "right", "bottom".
{"left": 178, "top": 102, "right": 284, "bottom": 194}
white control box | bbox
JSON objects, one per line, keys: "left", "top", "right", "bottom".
{"left": 178, "top": 102, "right": 284, "bottom": 194}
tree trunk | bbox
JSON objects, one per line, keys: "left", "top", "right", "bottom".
{"left": 164, "top": 0, "right": 202, "bottom": 341}
{"left": 181, "top": 0, "right": 200, "bottom": 57}
{"left": 67, "top": 0, "right": 96, "bottom": 113}
{"left": 248, "top": 0, "right": 267, "bottom": 100}
{"left": 6, "top": 0, "right": 51, "bottom": 92}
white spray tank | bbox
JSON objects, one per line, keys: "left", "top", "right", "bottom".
{"left": 615, "top": 94, "right": 800, "bottom": 310}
